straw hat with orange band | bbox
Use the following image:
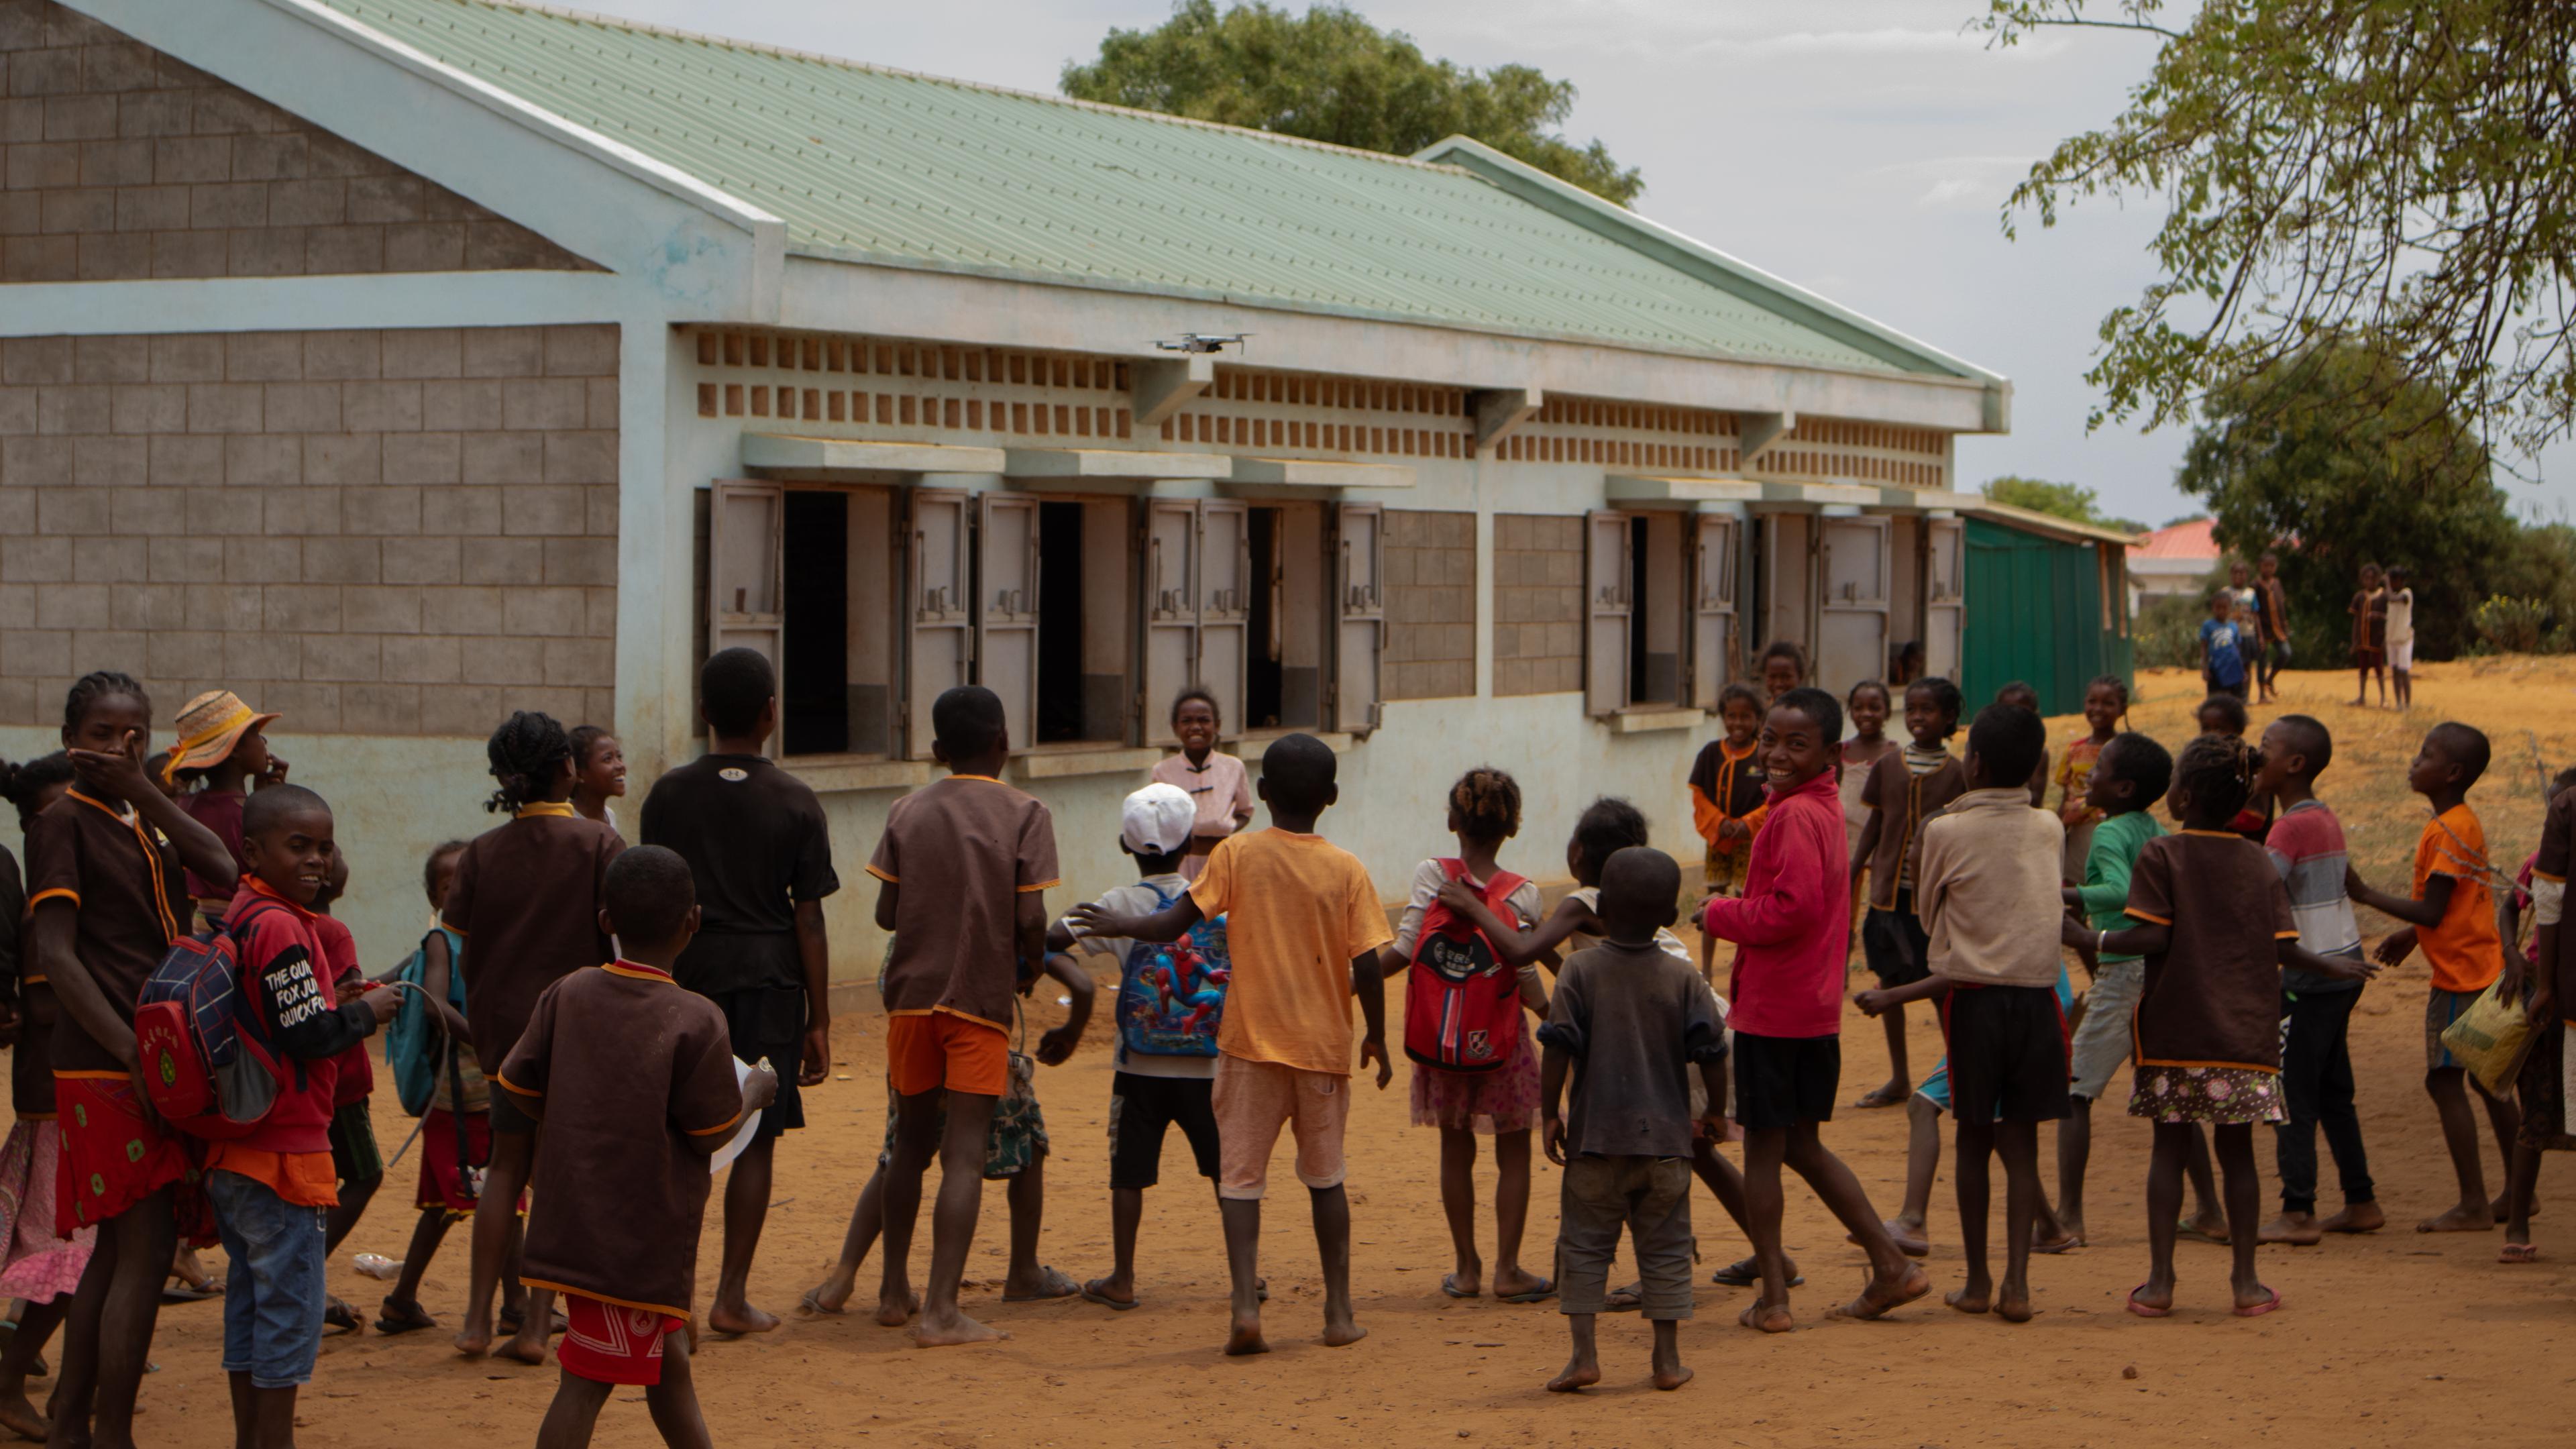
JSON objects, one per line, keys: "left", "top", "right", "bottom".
{"left": 162, "top": 690, "right": 280, "bottom": 785}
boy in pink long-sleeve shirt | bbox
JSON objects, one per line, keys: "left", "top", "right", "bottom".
{"left": 1700, "top": 688, "right": 1930, "bottom": 1334}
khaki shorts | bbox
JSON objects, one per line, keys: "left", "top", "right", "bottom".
{"left": 1212, "top": 1055, "right": 1348, "bottom": 1200}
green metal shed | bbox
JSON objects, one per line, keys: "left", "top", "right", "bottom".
{"left": 1961, "top": 509, "right": 2137, "bottom": 716}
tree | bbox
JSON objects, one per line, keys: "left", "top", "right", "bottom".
{"left": 1979, "top": 474, "right": 2145, "bottom": 533}
{"left": 1983, "top": 1, "right": 2576, "bottom": 460}
{"left": 2176, "top": 345, "right": 2512, "bottom": 661}
{"left": 1061, "top": 1, "right": 1642, "bottom": 205}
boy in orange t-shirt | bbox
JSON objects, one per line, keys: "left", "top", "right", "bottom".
{"left": 2349, "top": 721, "right": 2517, "bottom": 1232}
{"left": 1070, "top": 733, "right": 1392, "bottom": 1358}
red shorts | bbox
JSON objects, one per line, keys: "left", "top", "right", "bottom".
{"left": 415, "top": 1108, "right": 494, "bottom": 1216}
{"left": 54, "top": 1073, "right": 208, "bottom": 1243}
{"left": 557, "top": 1293, "right": 685, "bottom": 1386}
{"left": 885, "top": 1012, "right": 1008, "bottom": 1097}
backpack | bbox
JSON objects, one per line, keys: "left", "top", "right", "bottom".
{"left": 132, "top": 898, "right": 295, "bottom": 1140}
{"left": 1114, "top": 883, "right": 1231, "bottom": 1059}
{"left": 385, "top": 926, "right": 466, "bottom": 1118}
{"left": 1401, "top": 860, "right": 1529, "bottom": 1073}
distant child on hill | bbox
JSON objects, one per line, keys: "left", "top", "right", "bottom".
{"left": 2227, "top": 561, "right": 2263, "bottom": 694}
{"left": 2069, "top": 733, "right": 2375, "bottom": 1317}
{"left": 1381, "top": 768, "right": 1550, "bottom": 1304}
{"left": 2253, "top": 714, "right": 2383, "bottom": 1246}
{"left": 2053, "top": 676, "right": 2127, "bottom": 883}
{"left": 2504, "top": 764, "right": 2576, "bottom": 1262}
{"left": 1538, "top": 847, "right": 1725, "bottom": 1393}
{"left": 2347, "top": 721, "right": 2518, "bottom": 1233}
{"left": 2200, "top": 591, "right": 2249, "bottom": 700}
{"left": 1070, "top": 733, "right": 1393, "bottom": 1356}
{"left": 566, "top": 725, "right": 626, "bottom": 834}
{"left": 2351, "top": 561, "right": 2388, "bottom": 707}
{"left": 1849, "top": 676, "right": 1966, "bottom": 1108}
{"left": 1150, "top": 689, "right": 1256, "bottom": 882}
{"left": 2253, "top": 553, "right": 2293, "bottom": 705}
{"left": 1992, "top": 683, "right": 2051, "bottom": 807}
{"left": 1703, "top": 688, "right": 1928, "bottom": 1332}
{"left": 1759, "top": 641, "right": 1808, "bottom": 704}
{"left": 163, "top": 688, "right": 286, "bottom": 925}
{"left": 2383, "top": 565, "right": 2417, "bottom": 710}
{"left": 1690, "top": 684, "right": 1770, "bottom": 942}
{"left": 501, "top": 847, "right": 775, "bottom": 1448}
{"left": 866, "top": 685, "right": 1059, "bottom": 1348}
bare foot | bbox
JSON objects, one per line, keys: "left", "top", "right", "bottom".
{"left": 1851, "top": 1081, "right": 1909, "bottom": 1110}
{"left": 872, "top": 1291, "right": 920, "bottom": 1328}
{"left": 1223, "top": 1315, "right": 1269, "bottom": 1356}
{"left": 2259, "top": 1212, "right": 2322, "bottom": 1246}
{"left": 1996, "top": 1290, "right": 2035, "bottom": 1324}
{"left": 1545, "top": 1356, "right": 1599, "bottom": 1393}
{"left": 708, "top": 1301, "right": 780, "bottom": 1336}
{"left": 801, "top": 1275, "right": 857, "bottom": 1315}
{"left": 1491, "top": 1265, "right": 1550, "bottom": 1300}
{"left": 2030, "top": 1224, "right": 2080, "bottom": 1254}
{"left": 2321, "top": 1201, "right": 2385, "bottom": 1234}
{"left": 1322, "top": 1310, "right": 1367, "bottom": 1347}
{"left": 2179, "top": 1211, "right": 2231, "bottom": 1244}
{"left": 1861, "top": 1218, "right": 1930, "bottom": 1257}
{"left": 909, "top": 1309, "right": 1006, "bottom": 1348}
{"left": 452, "top": 1320, "right": 492, "bottom": 1359}
{"left": 1651, "top": 1363, "right": 1695, "bottom": 1391}
{"left": 0, "top": 1393, "right": 46, "bottom": 1442}
{"left": 1829, "top": 1264, "right": 1931, "bottom": 1322}
{"left": 1737, "top": 1301, "right": 1794, "bottom": 1334}
{"left": 495, "top": 1332, "right": 547, "bottom": 1366}
{"left": 2417, "top": 1203, "right": 2493, "bottom": 1233}
{"left": 1945, "top": 1285, "right": 1990, "bottom": 1315}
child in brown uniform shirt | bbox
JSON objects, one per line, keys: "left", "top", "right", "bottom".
{"left": 502, "top": 846, "right": 774, "bottom": 1448}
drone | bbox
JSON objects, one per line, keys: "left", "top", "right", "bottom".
{"left": 1155, "top": 333, "right": 1251, "bottom": 354}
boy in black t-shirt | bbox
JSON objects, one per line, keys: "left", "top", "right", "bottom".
{"left": 639, "top": 648, "right": 839, "bottom": 1336}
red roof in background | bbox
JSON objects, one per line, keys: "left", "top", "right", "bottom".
{"left": 2129, "top": 517, "right": 2218, "bottom": 560}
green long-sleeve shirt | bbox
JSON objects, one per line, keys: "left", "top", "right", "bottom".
{"left": 2077, "top": 810, "right": 2165, "bottom": 965}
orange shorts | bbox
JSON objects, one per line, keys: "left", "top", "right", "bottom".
{"left": 885, "top": 1012, "right": 1008, "bottom": 1098}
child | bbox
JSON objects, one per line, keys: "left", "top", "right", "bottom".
{"left": 2200, "top": 591, "right": 2248, "bottom": 700}
{"left": 2252, "top": 714, "right": 2383, "bottom": 1245}
{"left": 1049, "top": 784, "right": 1221, "bottom": 1311}
{"left": 500, "top": 846, "right": 776, "bottom": 1448}
{"left": 1381, "top": 768, "right": 1550, "bottom": 1303}
{"left": 2054, "top": 676, "right": 2127, "bottom": 884}
{"left": 1888, "top": 640, "right": 1925, "bottom": 690}
{"left": 2350, "top": 561, "right": 2387, "bottom": 707}
{"left": 162, "top": 688, "right": 286, "bottom": 925}
{"left": 205, "top": 785, "right": 400, "bottom": 1447}
{"left": 1150, "top": 689, "right": 1256, "bottom": 883}
{"left": 2067, "top": 733, "right": 2374, "bottom": 1317}
{"left": 2383, "top": 565, "right": 2416, "bottom": 710}
{"left": 23, "top": 673, "right": 237, "bottom": 1448}
{"left": 566, "top": 724, "right": 627, "bottom": 833}
{"left": 1758, "top": 641, "right": 1807, "bottom": 704}
{"left": 867, "top": 685, "right": 1060, "bottom": 1348}
{"left": 2196, "top": 694, "right": 2272, "bottom": 840}
{"left": 1689, "top": 684, "right": 1769, "bottom": 958}
{"left": 1849, "top": 676, "right": 1967, "bottom": 1108}
{"left": 2226, "top": 560, "right": 2263, "bottom": 695}
{"left": 1839, "top": 682, "right": 1896, "bottom": 866}
{"left": 1702, "top": 688, "right": 1927, "bottom": 1332}
{"left": 1069, "top": 733, "right": 1393, "bottom": 1356}
{"left": 1537, "top": 846, "right": 1724, "bottom": 1393}
{"left": 2054, "top": 732, "right": 2183, "bottom": 1248}
{"left": 2505, "top": 765, "right": 2576, "bottom": 1261}
{"left": 640, "top": 648, "right": 839, "bottom": 1336}
{"left": 2252, "top": 555, "right": 2292, "bottom": 705}
{"left": 0, "top": 753, "right": 87, "bottom": 1443}
{"left": 311, "top": 853, "right": 385, "bottom": 1336}
{"left": 441, "top": 710, "right": 625, "bottom": 1362}
{"left": 1992, "top": 682, "right": 2051, "bottom": 807}
{"left": 2347, "top": 722, "right": 2518, "bottom": 1232}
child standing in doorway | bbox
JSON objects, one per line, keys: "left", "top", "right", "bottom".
{"left": 1150, "top": 689, "right": 1256, "bottom": 883}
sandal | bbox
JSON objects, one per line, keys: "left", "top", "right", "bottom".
{"left": 1002, "top": 1265, "right": 1080, "bottom": 1302}
{"left": 374, "top": 1297, "right": 440, "bottom": 1334}
{"left": 1603, "top": 1283, "right": 1644, "bottom": 1313}
{"left": 2125, "top": 1283, "right": 2171, "bottom": 1319}
{"left": 1496, "top": 1278, "right": 1556, "bottom": 1305}
{"left": 321, "top": 1297, "right": 362, "bottom": 1336}
{"left": 2500, "top": 1242, "right": 2541, "bottom": 1264}
{"left": 2231, "top": 1287, "right": 2284, "bottom": 1318}
{"left": 1079, "top": 1277, "right": 1140, "bottom": 1311}
{"left": 1709, "top": 1256, "right": 1802, "bottom": 1288}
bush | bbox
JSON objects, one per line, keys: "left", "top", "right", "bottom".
{"left": 2472, "top": 595, "right": 2551, "bottom": 653}
{"left": 2137, "top": 590, "right": 2213, "bottom": 669}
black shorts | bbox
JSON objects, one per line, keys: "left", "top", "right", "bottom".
{"left": 1108, "top": 1071, "right": 1220, "bottom": 1190}
{"left": 714, "top": 983, "right": 808, "bottom": 1140}
{"left": 1863, "top": 894, "right": 1931, "bottom": 988}
{"left": 1939, "top": 984, "right": 2072, "bottom": 1124}
{"left": 1731, "top": 1032, "right": 1840, "bottom": 1133}
{"left": 328, "top": 1100, "right": 382, "bottom": 1185}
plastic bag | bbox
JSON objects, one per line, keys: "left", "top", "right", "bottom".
{"left": 2440, "top": 978, "right": 2532, "bottom": 1097}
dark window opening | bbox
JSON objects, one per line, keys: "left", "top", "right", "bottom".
{"left": 1628, "top": 515, "right": 1652, "bottom": 704}
{"left": 1035, "top": 500, "right": 1087, "bottom": 743}
{"left": 781, "top": 490, "right": 848, "bottom": 755}
{"left": 1246, "top": 506, "right": 1283, "bottom": 729}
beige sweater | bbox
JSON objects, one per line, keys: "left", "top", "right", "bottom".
{"left": 1915, "top": 786, "right": 2067, "bottom": 988}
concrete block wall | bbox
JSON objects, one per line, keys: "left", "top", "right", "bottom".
{"left": 1382, "top": 506, "right": 1473, "bottom": 701}
{"left": 1491, "top": 512, "right": 1583, "bottom": 696}
{"left": 0, "top": 324, "right": 621, "bottom": 735}
{"left": 0, "top": 0, "right": 595, "bottom": 282}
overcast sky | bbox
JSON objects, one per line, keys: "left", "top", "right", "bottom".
{"left": 568, "top": 0, "right": 2571, "bottom": 528}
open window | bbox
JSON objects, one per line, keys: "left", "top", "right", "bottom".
{"left": 708, "top": 480, "right": 906, "bottom": 760}
{"left": 1815, "top": 515, "right": 1890, "bottom": 701}
{"left": 996, "top": 496, "right": 1134, "bottom": 750}
{"left": 1760, "top": 513, "right": 1812, "bottom": 659}
{"left": 1333, "top": 502, "right": 1384, "bottom": 735}
{"left": 1585, "top": 508, "right": 1693, "bottom": 717}
{"left": 1245, "top": 504, "right": 1328, "bottom": 731}
{"left": 1924, "top": 516, "right": 1965, "bottom": 680}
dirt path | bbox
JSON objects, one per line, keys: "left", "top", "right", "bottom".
{"left": 76, "top": 663, "right": 2576, "bottom": 1446}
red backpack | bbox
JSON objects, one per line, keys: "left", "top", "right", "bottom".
{"left": 1401, "top": 861, "right": 1529, "bottom": 1073}
{"left": 133, "top": 898, "right": 294, "bottom": 1140}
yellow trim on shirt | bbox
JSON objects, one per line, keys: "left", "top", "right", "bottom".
{"left": 684, "top": 1110, "right": 743, "bottom": 1138}
{"left": 601, "top": 963, "right": 674, "bottom": 984}
{"left": 948, "top": 775, "right": 1002, "bottom": 784}
{"left": 2536, "top": 869, "right": 2566, "bottom": 884}
{"left": 516, "top": 1279, "right": 690, "bottom": 1324}
{"left": 493, "top": 1072, "right": 539, "bottom": 1098}
{"left": 886, "top": 1004, "right": 1008, "bottom": 1032}
{"left": 52, "top": 1070, "right": 128, "bottom": 1081}
{"left": 515, "top": 801, "right": 576, "bottom": 819}
{"left": 27, "top": 888, "right": 78, "bottom": 911}
{"left": 1016, "top": 879, "right": 1061, "bottom": 892}
{"left": 865, "top": 864, "right": 897, "bottom": 883}
{"left": 2178, "top": 829, "right": 2243, "bottom": 839}
{"left": 2125, "top": 908, "right": 2173, "bottom": 925}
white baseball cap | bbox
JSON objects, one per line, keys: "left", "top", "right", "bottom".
{"left": 1122, "top": 782, "right": 1198, "bottom": 856}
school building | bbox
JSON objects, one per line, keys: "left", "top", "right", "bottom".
{"left": 0, "top": 0, "right": 2116, "bottom": 970}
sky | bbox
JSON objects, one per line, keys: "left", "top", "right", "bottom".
{"left": 564, "top": 0, "right": 2573, "bottom": 530}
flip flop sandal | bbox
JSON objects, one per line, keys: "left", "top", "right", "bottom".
{"left": 1003, "top": 1266, "right": 1081, "bottom": 1302}
{"left": 1710, "top": 1258, "right": 1803, "bottom": 1288}
{"left": 2125, "top": 1284, "right": 2171, "bottom": 1319}
{"left": 1497, "top": 1279, "right": 1556, "bottom": 1305}
{"left": 1079, "top": 1278, "right": 1140, "bottom": 1311}
{"left": 1603, "top": 1284, "right": 1644, "bottom": 1313}
{"left": 2176, "top": 1218, "right": 2232, "bottom": 1246}
{"left": 1439, "top": 1275, "right": 1481, "bottom": 1299}
{"left": 321, "top": 1299, "right": 362, "bottom": 1336}
{"left": 159, "top": 1283, "right": 221, "bottom": 1303}
{"left": 374, "top": 1307, "right": 439, "bottom": 1335}
{"left": 2500, "top": 1242, "right": 2542, "bottom": 1264}
{"left": 2231, "top": 1288, "right": 2284, "bottom": 1318}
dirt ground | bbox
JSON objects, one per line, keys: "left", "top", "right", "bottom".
{"left": 52, "top": 660, "right": 2576, "bottom": 1448}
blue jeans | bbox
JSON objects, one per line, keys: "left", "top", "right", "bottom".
{"left": 207, "top": 1168, "right": 328, "bottom": 1389}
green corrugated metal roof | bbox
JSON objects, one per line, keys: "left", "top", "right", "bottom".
{"left": 315, "top": 0, "right": 1965, "bottom": 377}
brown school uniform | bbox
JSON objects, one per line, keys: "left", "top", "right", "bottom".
{"left": 440, "top": 803, "right": 623, "bottom": 1073}
{"left": 866, "top": 775, "right": 1060, "bottom": 1032}
{"left": 0, "top": 845, "right": 45, "bottom": 1119}
{"left": 498, "top": 962, "right": 744, "bottom": 1319}
{"left": 1858, "top": 751, "right": 1966, "bottom": 910}
{"left": 21, "top": 790, "right": 189, "bottom": 1074}
{"left": 2122, "top": 830, "right": 2300, "bottom": 1071}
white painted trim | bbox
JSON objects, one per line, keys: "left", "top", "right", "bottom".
{"left": 741, "top": 434, "right": 1008, "bottom": 476}
{"left": 1605, "top": 475, "right": 1764, "bottom": 505}
{"left": 1228, "top": 458, "right": 1417, "bottom": 490}
{"left": 1758, "top": 480, "right": 1878, "bottom": 507}
{"left": 1002, "top": 448, "right": 1228, "bottom": 480}
{"left": 614, "top": 319, "right": 679, "bottom": 780}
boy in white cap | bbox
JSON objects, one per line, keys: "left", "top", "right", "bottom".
{"left": 1048, "top": 782, "right": 1237, "bottom": 1310}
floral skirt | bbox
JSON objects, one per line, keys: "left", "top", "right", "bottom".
{"left": 2127, "top": 1064, "right": 2286, "bottom": 1126}
{"left": 0, "top": 1121, "right": 92, "bottom": 1303}
{"left": 1411, "top": 1026, "right": 1540, "bottom": 1134}
{"left": 1704, "top": 843, "right": 1749, "bottom": 898}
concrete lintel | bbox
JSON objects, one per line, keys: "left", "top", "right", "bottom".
{"left": 1011, "top": 746, "right": 1164, "bottom": 782}
{"left": 1605, "top": 474, "right": 1763, "bottom": 508}
{"left": 1133, "top": 354, "right": 1215, "bottom": 427}
{"left": 1611, "top": 707, "right": 1704, "bottom": 735}
{"left": 1756, "top": 480, "right": 1876, "bottom": 508}
{"left": 1004, "top": 447, "right": 1227, "bottom": 480}
{"left": 1739, "top": 411, "right": 1796, "bottom": 466}
{"left": 1874, "top": 486, "right": 1985, "bottom": 513}
{"left": 741, "top": 433, "right": 1007, "bottom": 476}
{"left": 1226, "top": 457, "right": 1417, "bottom": 490}
{"left": 1472, "top": 386, "right": 1544, "bottom": 453}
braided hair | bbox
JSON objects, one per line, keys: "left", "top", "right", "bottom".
{"left": 2087, "top": 674, "right": 2131, "bottom": 714}
{"left": 1447, "top": 765, "right": 1522, "bottom": 843}
{"left": 484, "top": 710, "right": 574, "bottom": 815}
{"left": 2173, "top": 733, "right": 2261, "bottom": 828}
{"left": 63, "top": 670, "right": 148, "bottom": 731}
{"left": 1, "top": 751, "right": 74, "bottom": 829}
